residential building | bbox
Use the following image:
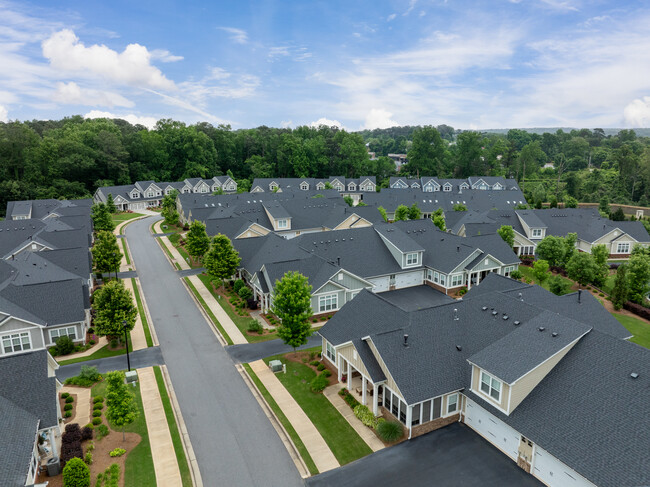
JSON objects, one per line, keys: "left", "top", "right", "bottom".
{"left": 387, "top": 154, "right": 408, "bottom": 171}
{"left": 250, "top": 176, "right": 377, "bottom": 195}
{"left": 389, "top": 176, "right": 520, "bottom": 192}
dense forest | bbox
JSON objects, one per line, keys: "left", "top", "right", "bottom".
{"left": 2, "top": 115, "right": 650, "bottom": 216}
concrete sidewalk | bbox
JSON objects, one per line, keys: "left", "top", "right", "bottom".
{"left": 138, "top": 367, "right": 183, "bottom": 487}
{"left": 122, "top": 278, "right": 149, "bottom": 351}
{"left": 159, "top": 236, "right": 191, "bottom": 270}
{"left": 119, "top": 237, "right": 134, "bottom": 272}
{"left": 62, "top": 386, "right": 91, "bottom": 427}
{"left": 249, "top": 360, "right": 340, "bottom": 473}
{"left": 323, "top": 385, "right": 385, "bottom": 452}
{"left": 186, "top": 275, "right": 247, "bottom": 344}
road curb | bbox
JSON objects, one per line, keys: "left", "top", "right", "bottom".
{"left": 155, "top": 236, "right": 180, "bottom": 270}
{"left": 134, "top": 277, "right": 160, "bottom": 347}
{"left": 160, "top": 365, "right": 203, "bottom": 487}
{"left": 180, "top": 277, "right": 228, "bottom": 347}
{"left": 236, "top": 363, "right": 311, "bottom": 479}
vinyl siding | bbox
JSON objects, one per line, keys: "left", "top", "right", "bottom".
{"left": 376, "top": 233, "right": 405, "bottom": 266}
{"left": 0, "top": 317, "right": 38, "bottom": 332}
{"left": 366, "top": 339, "right": 404, "bottom": 399}
{"left": 469, "top": 255, "right": 502, "bottom": 272}
{"left": 337, "top": 343, "right": 372, "bottom": 380}
{"left": 311, "top": 289, "right": 345, "bottom": 313}
{"left": 334, "top": 271, "right": 369, "bottom": 291}
{"left": 471, "top": 365, "right": 510, "bottom": 411}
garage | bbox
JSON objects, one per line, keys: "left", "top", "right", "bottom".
{"left": 395, "top": 270, "right": 424, "bottom": 289}
{"left": 369, "top": 276, "right": 390, "bottom": 292}
{"left": 464, "top": 399, "right": 519, "bottom": 461}
{"left": 533, "top": 446, "right": 595, "bottom": 487}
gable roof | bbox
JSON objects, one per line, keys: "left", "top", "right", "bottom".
{"left": 0, "top": 395, "right": 39, "bottom": 487}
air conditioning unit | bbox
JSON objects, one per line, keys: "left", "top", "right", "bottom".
{"left": 269, "top": 360, "right": 283, "bottom": 373}
{"left": 47, "top": 457, "right": 61, "bottom": 476}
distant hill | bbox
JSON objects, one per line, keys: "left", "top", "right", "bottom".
{"left": 479, "top": 127, "right": 650, "bottom": 137}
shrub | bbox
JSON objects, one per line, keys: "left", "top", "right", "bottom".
{"left": 84, "top": 451, "right": 93, "bottom": 465}
{"left": 85, "top": 441, "right": 95, "bottom": 452}
{"left": 63, "top": 423, "right": 82, "bottom": 443}
{"left": 509, "top": 270, "right": 523, "bottom": 280}
{"left": 109, "top": 448, "right": 126, "bottom": 457}
{"left": 623, "top": 300, "right": 650, "bottom": 320}
{"left": 377, "top": 420, "right": 403, "bottom": 442}
{"left": 599, "top": 293, "right": 605, "bottom": 297}
{"left": 81, "top": 426, "right": 93, "bottom": 441}
{"left": 62, "top": 392, "right": 70, "bottom": 399}
{"left": 316, "top": 363, "right": 325, "bottom": 371}
{"left": 55, "top": 335, "right": 75, "bottom": 356}
{"left": 94, "top": 403, "right": 103, "bottom": 411}
{"left": 92, "top": 410, "right": 102, "bottom": 417}
{"left": 354, "top": 405, "right": 378, "bottom": 428}
{"left": 310, "top": 373, "right": 329, "bottom": 393}
{"left": 247, "top": 320, "right": 263, "bottom": 334}
{"left": 320, "top": 315, "right": 327, "bottom": 321}
{"left": 80, "top": 365, "right": 101, "bottom": 382}
{"left": 60, "top": 440, "right": 83, "bottom": 467}
{"left": 458, "top": 287, "right": 467, "bottom": 296}
{"left": 310, "top": 360, "right": 320, "bottom": 367}
{"left": 62, "top": 457, "right": 90, "bottom": 486}
{"left": 65, "top": 404, "right": 73, "bottom": 411}
{"left": 109, "top": 338, "right": 119, "bottom": 348}
{"left": 66, "top": 396, "right": 74, "bottom": 404}
{"left": 344, "top": 392, "right": 359, "bottom": 409}
{"left": 93, "top": 396, "right": 104, "bottom": 403}
{"left": 238, "top": 287, "right": 252, "bottom": 301}
{"left": 89, "top": 339, "right": 96, "bottom": 345}
{"left": 322, "top": 369, "right": 332, "bottom": 377}
{"left": 92, "top": 417, "right": 102, "bottom": 425}
{"left": 549, "top": 275, "right": 570, "bottom": 296}
{"left": 233, "top": 279, "right": 245, "bottom": 293}
{"left": 65, "top": 411, "right": 72, "bottom": 418}
{"left": 84, "top": 423, "right": 94, "bottom": 430}
{"left": 96, "top": 424, "right": 109, "bottom": 439}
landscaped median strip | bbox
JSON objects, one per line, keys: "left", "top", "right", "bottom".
{"left": 130, "top": 278, "right": 156, "bottom": 348}
{"left": 248, "top": 359, "right": 340, "bottom": 473}
{"left": 183, "top": 277, "right": 234, "bottom": 345}
{"left": 160, "top": 235, "right": 191, "bottom": 270}
{"left": 121, "top": 278, "right": 149, "bottom": 351}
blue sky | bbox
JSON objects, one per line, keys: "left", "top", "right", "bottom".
{"left": 2, "top": 0, "right": 650, "bottom": 130}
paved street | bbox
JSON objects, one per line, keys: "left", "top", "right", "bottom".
{"left": 56, "top": 346, "right": 164, "bottom": 380}
{"left": 306, "top": 422, "right": 543, "bottom": 487}
{"left": 227, "top": 335, "right": 322, "bottom": 364}
{"left": 124, "top": 217, "right": 302, "bottom": 487}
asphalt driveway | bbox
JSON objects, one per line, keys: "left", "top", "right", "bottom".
{"left": 307, "top": 422, "right": 543, "bottom": 487}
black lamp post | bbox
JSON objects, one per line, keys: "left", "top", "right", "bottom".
{"left": 113, "top": 252, "right": 119, "bottom": 281}
{"left": 122, "top": 319, "right": 131, "bottom": 372}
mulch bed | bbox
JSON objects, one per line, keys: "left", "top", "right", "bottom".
{"left": 282, "top": 351, "right": 338, "bottom": 387}
{"left": 59, "top": 392, "right": 80, "bottom": 425}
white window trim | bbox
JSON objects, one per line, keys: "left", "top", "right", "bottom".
{"left": 405, "top": 252, "right": 419, "bottom": 266}
{"left": 445, "top": 393, "right": 459, "bottom": 415}
{"left": 277, "top": 219, "right": 288, "bottom": 229}
{"left": 480, "top": 371, "right": 502, "bottom": 403}
{"left": 49, "top": 326, "right": 77, "bottom": 343}
{"left": 319, "top": 293, "right": 339, "bottom": 313}
{"left": 531, "top": 228, "right": 542, "bottom": 238}
{"left": 450, "top": 273, "right": 464, "bottom": 287}
{"left": 2, "top": 331, "right": 32, "bottom": 354}
{"left": 300, "top": 183, "right": 309, "bottom": 190}
{"left": 325, "top": 341, "right": 336, "bottom": 363}
{"left": 616, "top": 242, "right": 631, "bottom": 254}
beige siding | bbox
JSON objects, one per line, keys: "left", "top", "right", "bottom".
{"left": 472, "top": 365, "right": 510, "bottom": 411}
{"left": 366, "top": 339, "right": 405, "bottom": 399}
{"left": 509, "top": 338, "right": 580, "bottom": 412}
{"left": 577, "top": 239, "right": 592, "bottom": 252}
{"left": 337, "top": 343, "right": 372, "bottom": 381}
{"left": 0, "top": 317, "right": 38, "bottom": 332}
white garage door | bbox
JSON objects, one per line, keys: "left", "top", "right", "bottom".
{"left": 395, "top": 271, "right": 423, "bottom": 289}
{"left": 533, "top": 446, "right": 595, "bottom": 487}
{"left": 370, "top": 277, "right": 390, "bottom": 292}
{"left": 465, "top": 399, "right": 519, "bottom": 460}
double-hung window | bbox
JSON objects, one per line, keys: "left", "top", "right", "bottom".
{"left": 277, "top": 219, "right": 288, "bottom": 229}
{"left": 531, "top": 228, "right": 542, "bottom": 238}
{"left": 406, "top": 253, "right": 418, "bottom": 266}
{"left": 300, "top": 183, "right": 309, "bottom": 190}
{"left": 325, "top": 342, "right": 336, "bottom": 362}
{"left": 50, "top": 326, "right": 77, "bottom": 343}
{"left": 451, "top": 274, "right": 464, "bottom": 287}
{"left": 480, "top": 371, "right": 502, "bottom": 402}
{"left": 319, "top": 294, "right": 338, "bottom": 312}
{"left": 2, "top": 332, "right": 31, "bottom": 354}
{"left": 447, "top": 393, "right": 458, "bottom": 414}
{"left": 617, "top": 242, "right": 630, "bottom": 254}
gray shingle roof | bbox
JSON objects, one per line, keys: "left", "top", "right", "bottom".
{"left": 375, "top": 223, "right": 425, "bottom": 252}
{"left": 0, "top": 395, "right": 39, "bottom": 487}
{"left": 376, "top": 285, "right": 454, "bottom": 312}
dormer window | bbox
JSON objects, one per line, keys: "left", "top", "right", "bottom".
{"left": 406, "top": 252, "right": 419, "bottom": 266}
{"left": 348, "top": 183, "right": 356, "bottom": 191}
{"left": 146, "top": 190, "right": 154, "bottom": 198}
{"left": 335, "top": 184, "right": 343, "bottom": 191}
{"left": 131, "top": 191, "right": 140, "bottom": 199}
{"left": 277, "top": 219, "right": 288, "bottom": 229}
{"left": 270, "top": 183, "right": 278, "bottom": 191}
{"left": 531, "top": 228, "right": 542, "bottom": 238}
{"left": 165, "top": 189, "right": 172, "bottom": 195}
{"left": 443, "top": 184, "right": 452, "bottom": 192}
{"left": 480, "top": 371, "right": 502, "bottom": 402}
{"left": 300, "top": 182, "right": 309, "bottom": 190}
{"left": 316, "top": 182, "right": 325, "bottom": 190}
{"left": 200, "top": 186, "right": 208, "bottom": 193}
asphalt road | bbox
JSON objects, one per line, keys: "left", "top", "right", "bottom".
{"left": 306, "top": 422, "right": 543, "bottom": 487}
{"left": 125, "top": 217, "right": 302, "bottom": 487}
{"left": 56, "top": 347, "right": 164, "bottom": 381}
{"left": 227, "top": 334, "right": 322, "bottom": 363}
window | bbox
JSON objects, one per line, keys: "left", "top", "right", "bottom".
{"left": 131, "top": 191, "right": 140, "bottom": 199}
{"left": 319, "top": 294, "right": 338, "bottom": 312}
{"left": 300, "top": 182, "right": 309, "bottom": 190}
{"left": 325, "top": 342, "right": 336, "bottom": 362}
{"left": 269, "top": 183, "right": 278, "bottom": 191}
{"left": 348, "top": 184, "right": 356, "bottom": 190}
{"left": 617, "top": 242, "right": 631, "bottom": 254}
{"left": 531, "top": 228, "right": 542, "bottom": 238}
{"left": 50, "top": 327, "right": 77, "bottom": 342}
{"left": 426, "top": 269, "right": 433, "bottom": 281}
{"left": 480, "top": 371, "right": 502, "bottom": 402}
{"left": 277, "top": 219, "right": 288, "bottom": 229}
{"left": 412, "top": 403, "right": 421, "bottom": 426}
{"left": 439, "top": 274, "right": 446, "bottom": 286}
{"left": 451, "top": 274, "right": 464, "bottom": 287}
{"left": 406, "top": 253, "right": 418, "bottom": 266}
{"left": 443, "top": 184, "right": 452, "bottom": 192}
{"left": 503, "top": 265, "right": 516, "bottom": 277}
{"left": 200, "top": 186, "right": 207, "bottom": 193}
{"left": 2, "top": 332, "right": 31, "bottom": 354}
{"left": 146, "top": 191, "right": 154, "bottom": 198}
{"left": 447, "top": 393, "right": 458, "bottom": 414}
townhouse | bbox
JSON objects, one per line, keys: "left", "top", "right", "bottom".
{"left": 318, "top": 272, "right": 647, "bottom": 487}
{"left": 453, "top": 208, "right": 650, "bottom": 257}
{"left": 93, "top": 176, "right": 237, "bottom": 211}
{"left": 389, "top": 176, "right": 520, "bottom": 192}
{"left": 251, "top": 176, "right": 377, "bottom": 194}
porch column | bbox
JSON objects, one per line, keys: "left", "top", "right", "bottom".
{"left": 372, "top": 385, "right": 379, "bottom": 416}
{"left": 347, "top": 361, "right": 351, "bottom": 390}
{"left": 361, "top": 376, "right": 367, "bottom": 406}
{"left": 337, "top": 356, "right": 343, "bottom": 382}
{"left": 467, "top": 273, "right": 472, "bottom": 290}
{"left": 406, "top": 405, "right": 413, "bottom": 439}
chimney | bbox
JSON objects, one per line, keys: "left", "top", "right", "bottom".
{"left": 403, "top": 334, "right": 409, "bottom": 347}
{"left": 578, "top": 289, "right": 582, "bottom": 303}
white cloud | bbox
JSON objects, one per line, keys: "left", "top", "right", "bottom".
{"left": 387, "top": 13, "right": 397, "bottom": 22}
{"left": 179, "top": 67, "right": 260, "bottom": 100}
{"left": 53, "top": 81, "right": 134, "bottom": 107}
{"left": 310, "top": 117, "right": 344, "bottom": 129}
{"left": 362, "top": 109, "right": 398, "bottom": 130}
{"left": 0, "top": 104, "right": 8, "bottom": 122}
{"left": 42, "top": 29, "right": 175, "bottom": 90}
{"left": 84, "top": 110, "right": 158, "bottom": 129}
{"left": 624, "top": 97, "right": 650, "bottom": 127}
{"left": 403, "top": 0, "right": 417, "bottom": 16}
{"left": 280, "top": 120, "right": 293, "bottom": 128}
{"left": 269, "top": 46, "right": 290, "bottom": 59}
{"left": 539, "top": 0, "right": 579, "bottom": 11}
{"left": 147, "top": 89, "right": 231, "bottom": 125}
{"left": 150, "top": 49, "right": 184, "bottom": 63}
{"left": 218, "top": 27, "right": 248, "bottom": 44}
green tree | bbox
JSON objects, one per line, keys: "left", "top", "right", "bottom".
{"left": 204, "top": 234, "right": 241, "bottom": 289}
{"left": 378, "top": 206, "right": 388, "bottom": 222}
{"left": 408, "top": 203, "right": 421, "bottom": 220}
{"left": 106, "top": 193, "right": 117, "bottom": 213}
{"left": 566, "top": 252, "right": 598, "bottom": 286}
{"left": 62, "top": 457, "right": 90, "bottom": 487}
{"left": 431, "top": 208, "right": 446, "bottom": 231}
{"left": 405, "top": 126, "right": 447, "bottom": 176}
{"left": 394, "top": 204, "right": 409, "bottom": 221}
{"left": 161, "top": 190, "right": 179, "bottom": 225}
{"left": 591, "top": 244, "right": 609, "bottom": 287}
{"left": 610, "top": 207, "right": 625, "bottom": 221}
{"left": 598, "top": 196, "right": 610, "bottom": 215}
{"left": 272, "top": 271, "right": 313, "bottom": 353}
{"left": 91, "top": 230, "right": 122, "bottom": 275}
{"left": 563, "top": 233, "right": 578, "bottom": 266}
{"left": 185, "top": 220, "right": 211, "bottom": 262}
{"left": 564, "top": 195, "right": 578, "bottom": 208}
{"left": 532, "top": 184, "right": 546, "bottom": 209}
{"left": 497, "top": 225, "right": 515, "bottom": 248}
{"left": 533, "top": 259, "right": 550, "bottom": 283}
{"left": 453, "top": 203, "right": 467, "bottom": 211}
{"left": 626, "top": 253, "right": 650, "bottom": 304}
{"left": 105, "top": 370, "right": 139, "bottom": 441}
{"left": 92, "top": 280, "right": 137, "bottom": 338}
{"left": 549, "top": 275, "right": 569, "bottom": 295}
{"left": 343, "top": 195, "right": 354, "bottom": 207}
{"left": 91, "top": 203, "right": 115, "bottom": 232}
{"left": 611, "top": 264, "right": 629, "bottom": 310}
{"left": 536, "top": 235, "right": 566, "bottom": 267}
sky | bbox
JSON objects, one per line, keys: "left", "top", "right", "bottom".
{"left": 2, "top": 0, "right": 650, "bottom": 131}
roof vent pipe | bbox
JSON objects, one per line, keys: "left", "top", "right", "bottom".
{"left": 518, "top": 292, "right": 523, "bottom": 301}
{"left": 457, "top": 246, "right": 460, "bottom": 253}
{"left": 578, "top": 289, "right": 582, "bottom": 304}
{"left": 403, "top": 334, "right": 409, "bottom": 347}
{"left": 453, "top": 308, "right": 459, "bottom": 321}
{"left": 337, "top": 257, "right": 341, "bottom": 266}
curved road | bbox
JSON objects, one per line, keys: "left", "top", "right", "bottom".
{"left": 125, "top": 217, "right": 302, "bottom": 487}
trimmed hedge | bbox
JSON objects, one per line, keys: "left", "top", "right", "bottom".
{"left": 62, "top": 457, "right": 90, "bottom": 487}
{"left": 92, "top": 417, "right": 102, "bottom": 426}
{"left": 623, "top": 300, "right": 650, "bottom": 320}
{"left": 310, "top": 373, "right": 329, "bottom": 393}
{"left": 81, "top": 426, "right": 93, "bottom": 441}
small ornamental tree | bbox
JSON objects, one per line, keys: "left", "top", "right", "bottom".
{"left": 611, "top": 264, "right": 629, "bottom": 310}
{"left": 566, "top": 252, "right": 598, "bottom": 286}
{"left": 610, "top": 206, "right": 625, "bottom": 221}
{"left": 536, "top": 235, "right": 566, "bottom": 267}
{"left": 599, "top": 196, "right": 610, "bottom": 215}
{"left": 106, "top": 194, "right": 117, "bottom": 214}
{"left": 272, "top": 271, "right": 313, "bottom": 353}
{"left": 591, "top": 244, "right": 609, "bottom": 287}
{"left": 378, "top": 206, "right": 388, "bottom": 223}
{"left": 564, "top": 196, "right": 578, "bottom": 208}
{"left": 431, "top": 208, "right": 446, "bottom": 231}
{"left": 105, "top": 371, "right": 139, "bottom": 441}
{"left": 185, "top": 220, "right": 211, "bottom": 262}
{"left": 91, "top": 231, "right": 122, "bottom": 275}
{"left": 204, "top": 234, "right": 241, "bottom": 290}
{"left": 626, "top": 253, "right": 650, "bottom": 304}
{"left": 533, "top": 259, "right": 550, "bottom": 283}
{"left": 91, "top": 203, "right": 115, "bottom": 232}
{"left": 92, "top": 280, "right": 137, "bottom": 339}
{"left": 497, "top": 225, "right": 515, "bottom": 248}
{"left": 394, "top": 204, "right": 409, "bottom": 221}
{"left": 453, "top": 203, "right": 467, "bottom": 211}
{"left": 161, "top": 190, "right": 179, "bottom": 225}
{"left": 343, "top": 195, "right": 354, "bottom": 207}
{"left": 62, "top": 457, "right": 90, "bottom": 487}
{"left": 408, "top": 203, "right": 421, "bottom": 220}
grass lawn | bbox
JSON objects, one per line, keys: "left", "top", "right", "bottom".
{"left": 262, "top": 350, "right": 373, "bottom": 465}
{"left": 613, "top": 314, "right": 650, "bottom": 349}
{"left": 112, "top": 212, "right": 145, "bottom": 224}
{"left": 167, "top": 233, "right": 202, "bottom": 269}
{"left": 184, "top": 277, "right": 234, "bottom": 345}
{"left": 152, "top": 366, "right": 193, "bottom": 487}
{"left": 57, "top": 337, "right": 132, "bottom": 365}
{"left": 243, "top": 363, "right": 319, "bottom": 475}
{"left": 132, "top": 279, "right": 154, "bottom": 347}
{"left": 121, "top": 238, "right": 131, "bottom": 265}
{"left": 518, "top": 266, "right": 574, "bottom": 295}
{"left": 196, "top": 273, "right": 278, "bottom": 343}
{"left": 92, "top": 377, "right": 155, "bottom": 486}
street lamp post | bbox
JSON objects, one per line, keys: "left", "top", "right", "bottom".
{"left": 122, "top": 319, "right": 131, "bottom": 372}
{"left": 112, "top": 252, "right": 118, "bottom": 281}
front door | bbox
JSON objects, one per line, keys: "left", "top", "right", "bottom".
{"left": 517, "top": 435, "right": 533, "bottom": 473}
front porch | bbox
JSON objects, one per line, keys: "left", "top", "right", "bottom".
{"left": 338, "top": 357, "right": 383, "bottom": 417}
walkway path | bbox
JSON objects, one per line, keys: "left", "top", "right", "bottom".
{"left": 138, "top": 367, "right": 183, "bottom": 487}
{"left": 122, "top": 278, "right": 149, "bottom": 351}
{"left": 124, "top": 217, "right": 302, "bottom": 487}
{"left": 186, "top": 274, "right": 247, "bottom": 344}
{"left": 159, "top": 235, "right": 191, "bottom": 270}
{"left": 323, "top": 385, "right": 385, "bottom": 452}
{"left": 249, "top": 360, "right": 340, "bottom": 473}
{"left": 62, "top": 385, "right": 91, "bottom": 426}
{"left": 59, "top": 337, "right": 108, "bottom": 361}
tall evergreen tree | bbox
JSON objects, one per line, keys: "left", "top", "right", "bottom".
{"left": 91, "top": 203, "right": 115, "bottom": 232}
{"left": 611, "top": 264, "right": 629, "bottom": 310}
